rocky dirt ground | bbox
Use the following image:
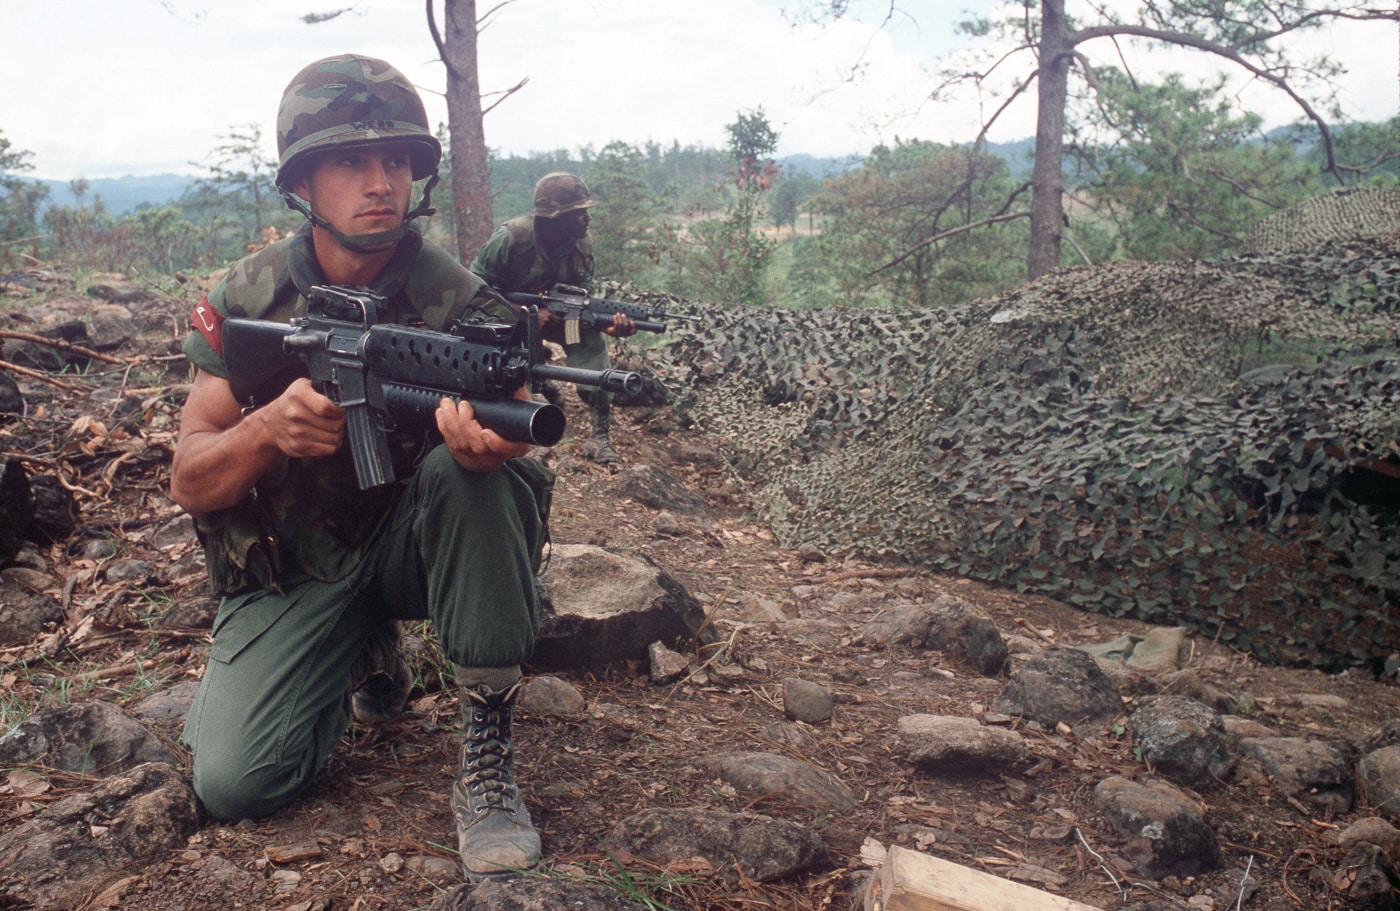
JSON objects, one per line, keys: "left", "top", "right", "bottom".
{"left": 1, "top": 276, "right": 1399, "bottom": 911}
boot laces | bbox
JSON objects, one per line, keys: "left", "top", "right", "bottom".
{"left": 461, "top": 702, "right": 517, "bottom": 811}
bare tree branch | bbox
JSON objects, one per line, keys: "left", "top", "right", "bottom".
{"left": 868, "top": 210, "right": 1032, "bottom": 278}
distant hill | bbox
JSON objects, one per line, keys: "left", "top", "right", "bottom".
{"left": 778, "top": 153, "right": 865, "bottom": 178}
{"left": 35, "top": 174, "right": 194, "bottom": 216}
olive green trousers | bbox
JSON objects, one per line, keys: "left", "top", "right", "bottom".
{"left": 565, "top": 327, "right": 611, "bottom": 413}
{"left": 182, "top": 446, "right": 549, "bottom": 821}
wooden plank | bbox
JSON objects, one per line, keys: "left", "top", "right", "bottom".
{"left": 863, "top": 845, "right": 1107, "bottom": 911}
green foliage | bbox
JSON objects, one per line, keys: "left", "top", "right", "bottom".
{"left": 693, "top": 108, "right": 781, "bottom": 305}
{"left": 769, "top": 173, "right": 819, "bottom": 236}
{"left": 588, "top": 141, "right": 672, "bottom": 283}
{"left": 805, "top": 139, "right": 1026, "bottom": 308}
{"left": 0, "top": 130, "right": 49, "bottom": 267}
{"left": 43, "top": 186, "right": 209, "bottom": 277}
{"left": 1301, "top": 116, "right": 1400, "bottom": 184}
{"left": 180, "top": 123, "right": 295, "bottom": 264}
{"left": 1071, "top": 71, "right": 1316, "bottom": 259}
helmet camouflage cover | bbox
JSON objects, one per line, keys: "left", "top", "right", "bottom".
{"left": 276, "top": 53, "right": 441, "bottom": 187}
{"left": 534, "top": 172, "right": 596, "bottom": 218}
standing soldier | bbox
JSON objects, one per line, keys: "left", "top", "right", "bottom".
{"left": 471, "top": 173, "right": 636, "bottom": 467}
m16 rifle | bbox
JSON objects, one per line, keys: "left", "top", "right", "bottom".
{"left": 221, "top": 284, "right": 642, "bottom": 490}
{"left": 502, "top": 283, "right": 701, "bottom": 345}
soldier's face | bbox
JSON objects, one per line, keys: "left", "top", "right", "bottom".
{"left": 558, "top": 208, "right": 590, "bottom": 240}
{"left": 295, "top": 143, "right": 415, "bottom": 236}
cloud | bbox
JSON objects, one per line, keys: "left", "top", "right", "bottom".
{"left": 6, "top": 0, "right": 1394, "bottom": 181}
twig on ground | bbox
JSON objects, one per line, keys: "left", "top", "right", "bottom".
{"left": 0, "top": 359, "right": 81, "bottom": 391}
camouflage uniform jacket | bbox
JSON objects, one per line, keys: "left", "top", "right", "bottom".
{"left": 469, "top": 214, "right": 594, "bottom": 295}
{"left": 182, "top": 222, "right": 516, "bottom": 596}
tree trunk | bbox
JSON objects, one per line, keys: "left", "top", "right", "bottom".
{"left": 1026, "top": 0, "right": 1072, "bottom": 280}
{"left": 444, "top": 0, "right": 494, "bottom": 263}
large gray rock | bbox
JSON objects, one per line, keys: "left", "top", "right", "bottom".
{"left": 0, "top": 701, "right": 182, "bottom": 775}
{"left": 896, "top": 714, "right": 1029, "bottom": 772}
{"left": 701, "top": 751, "right": 856, "bottom": 812}
{"left": 1234, "top": 736, "right": 1356, "bottom": 815}
{"left": 606, "top": 807, "right": 827, "bottom": 883}
{"left": 857, "top": 594, "right": 1008, "bottom": 676}
{"left": 437, "top": 878, "right": 651, "bottom": 910}
{"left": 1130, "top": 696, "right": 1233, "bottom": 788}
{"left": 533, "top": 544, "right": 711, "bottom": 669}
{"left": 1093, "top": 776, "right": 1222, "bottom": 878}
{"left": 1358, "top": 745, "right": 1400, "bottom": 822}
{"left": 993, "top": 646, "right": 1124, "bottom": 728}
{"left": 0, "top": 761, "right": 199, "bottom": 909}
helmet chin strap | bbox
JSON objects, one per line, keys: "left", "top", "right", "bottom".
{"left": 278, "top": 173, "right": 440, "bottom": 252}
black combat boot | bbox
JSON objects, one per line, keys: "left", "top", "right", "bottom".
{"left": 451, "top": 680, "right": 541, "bottom": 880}
{"left": 349, "top": 620, "right": 412, "bottom": 723}
{"left": 540, "top": 379, "right": 568, "bottom": 408}
{"left": 581, "top": 404, "right": 622, "bottom": 467}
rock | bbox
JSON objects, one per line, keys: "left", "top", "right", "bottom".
{"left": 1361, "top": 721, "right": 1400, "bottom": 756}
{"left": 0, "top": 761, "right": 199, "bottom": 909}
{"left": 85, "top": 303, "right": 140, "bottom": 349}
{"left": 992, "top": 646, "right": 1124, "bottom": 728}
{"left": 1335, "top": 841, "right": 1400, "bottom": 911}
{"left": 1079, "top": 627, "right": 1187, "bottom": 672}
{"left": 1234, "top": 736, "right": 1356, "bottom": 815}
{"left": 1337, "top": 817, "right": 1400, "bottom": 866}
{"left": 1093, "top": 776, "right": 1222, "bottom": 878}
{"left": 131, "top": 681, "right": 202, "bottom": 724}
{"left": 651, "top": 509, "right": 682, "bottom": 536}
{"left": 648, "top": 640, "right": 690, "bottom": 684}
{"left": 86, "top": 282, "right": 152, "bottom": 305}
{"left": 438, "top": 877, "right": 652, "bottom": 910}
{"left": 0, "top": 701, "right": 182, "bottom": 775}
{"left": 404, "top": 853, "right": 460, "bottom": 887}
{"left": 0, "top": 580, "right": 64, "bottom": 646}
{"left": 105, "top": 558, "right": 155, "bottom": 584}
{"left": 1358, "top": 745, "right": 1400, "bottom": 823}
{"left": 1130, "top": 696, "right": 1233, "bottom": 787}
{"left": 28, "top": 473, "right": 77, "bottom": 542}
{"left": 760, "top": 720, "right": 809, "bottom": 748}
{"left": 605, "top": 807, "right": 827, "bottom": 883}
{"left": 701, "top": 751, "right": 856, "bottom": 812}
{"left": 782, "top": 677, "right": 834, "bottom": 723}
{"left": 0, "top": 369, "right": 23, "bottom": 418}
{"left": 533, "top": 544, "right": 712, "bottom": 669}
{"left": 615, "top": 463, "right": 707, "bottom": 514}
{"left": 0, "top": 456, "right": 34, "bottom": 562}
{"left": 896, "top": 714, "right": 1029, "bottom": 772}
{"left": 519, "top": 675, "right": 588, "bottom": 719}
{"left": 857, "top": 595, "right": 1007, "bottom": 676}
{"left": 1156, "top": 668, "right": 1238, "bottom": 715}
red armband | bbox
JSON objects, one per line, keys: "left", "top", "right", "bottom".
{"left": 191, "top": 294, "right": 225, "bottom": 357}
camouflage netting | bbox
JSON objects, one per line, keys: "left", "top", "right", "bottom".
{"left": 1244, "top": 187, "right": 1400, "bottom": 254}
{"left": 616, "top": 230, "right": 1400, "bottom": 670}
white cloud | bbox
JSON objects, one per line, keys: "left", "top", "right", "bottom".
{"left": 4, "top": 0, "right": 1393, "bottom": 181}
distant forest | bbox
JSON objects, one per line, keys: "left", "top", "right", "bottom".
{"left": 4, "top": 118, "right": 1394, "bottom": 311}
{"left": 31, "top": 140, "right": 1043, "bottom": 220}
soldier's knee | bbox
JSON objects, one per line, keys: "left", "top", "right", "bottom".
{"left": 192, "top": 754, "right": 300, "bottom": 822}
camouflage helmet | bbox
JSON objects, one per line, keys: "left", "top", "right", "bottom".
{"left": 533, "top": 172, "right": 596, "bottom": 218}
{"left": 275, "top": 53, "right": 441, "bottom": 188}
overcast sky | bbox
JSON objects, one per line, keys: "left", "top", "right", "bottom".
{"left": 5, "top": 0, "right": 1396, "bottom": 181}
